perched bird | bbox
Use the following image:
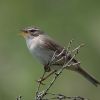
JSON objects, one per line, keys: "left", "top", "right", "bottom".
{"left": 21, "top": 26, "right": 100, "bottom": 87}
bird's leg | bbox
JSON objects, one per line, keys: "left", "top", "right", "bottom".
{"left": 37, "top": 64, "right": 56, "bottom": 84}
{"left": 40, "top": 70, "right": 56, "bottom": 82}
{"left": 37, "top": 70, "right": 56, "bottom": 84}
{"left": 37, "top": 71, "right": 46, "bottom": 85}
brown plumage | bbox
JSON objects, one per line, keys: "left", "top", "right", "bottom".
{"left": 22, "top": 26, "right": 100, "bottom": 87}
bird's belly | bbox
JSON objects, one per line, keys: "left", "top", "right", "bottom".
{"left": 30, "top": 46, "right": 54, "bottom": 65}
{"left": 30, "top": 46, "right": 64, "bottom": 71}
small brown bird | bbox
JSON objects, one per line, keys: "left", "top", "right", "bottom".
{"left": 21, "top": 26, "right": 100, "bottom": 87}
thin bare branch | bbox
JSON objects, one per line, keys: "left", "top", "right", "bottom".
{"left": 38, "top": 45, "right": 81, "bottom": 99}
{"left": 34, "top": 41, "right": 88, "bottom": 100}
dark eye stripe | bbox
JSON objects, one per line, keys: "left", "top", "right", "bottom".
{"left": 29, "top": 29, "right": 36, "bottom": 32}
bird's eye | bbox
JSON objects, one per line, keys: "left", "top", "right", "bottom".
{"left": 29, "top": 29, "right": 36, "bottom": 33}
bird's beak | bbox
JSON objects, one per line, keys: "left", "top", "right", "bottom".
{"left": 19, "top": 30, "right": 27, "bottom": 38}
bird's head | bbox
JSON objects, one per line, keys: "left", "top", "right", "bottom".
{"left": 21, "top": 26, "right": 44, "bottom": 39}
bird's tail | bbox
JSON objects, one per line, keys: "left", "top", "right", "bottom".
{"left": 76, "top": 66, "right": 100, "bottom": 87}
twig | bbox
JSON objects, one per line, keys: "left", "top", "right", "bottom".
{"left": 34, "top": 41, "right": 88, "bottom": 100}
{"left": 37, "top": 43, "right": 82, "bottom": 99}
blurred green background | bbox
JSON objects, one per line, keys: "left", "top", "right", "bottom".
{"left": 0, "top": 0, "right": 100, "bottom": 100}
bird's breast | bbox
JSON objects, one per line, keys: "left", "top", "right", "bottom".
{"left": 27, "top": 37, "right": 54, "bottom": 65}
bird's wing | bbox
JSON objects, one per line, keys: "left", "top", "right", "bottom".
{"left": 42, "top": 36, "right": 69, "bottom": 65}
{"left": 42, "top": 36, "right": 78, "bottom": 66}
{"left": 42, "top": 36, "right": 64, "bottom": 52}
